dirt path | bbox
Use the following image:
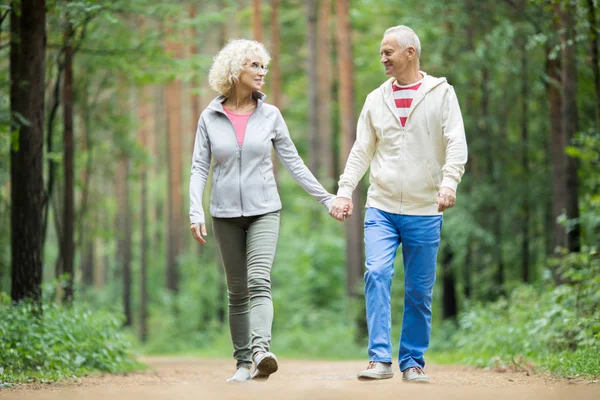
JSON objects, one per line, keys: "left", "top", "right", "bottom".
{"left": 1, "top": 357, "right": 598, "bottom": 399}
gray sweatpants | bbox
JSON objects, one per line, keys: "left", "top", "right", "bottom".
{"left": 212, "top": 211, "right": 280, "bottom": 369}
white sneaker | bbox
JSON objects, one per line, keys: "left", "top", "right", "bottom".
{"left": 402, "top": 366, "right": 430, "bottom": 383}
{"left": 252, "top": 352, "right": 278, "bottom": 380}
{"left": 226, "top": 367, "right": 252, "bottom": 383}
{"left": 357, "top": 362, "right": 393, "bottom": 380}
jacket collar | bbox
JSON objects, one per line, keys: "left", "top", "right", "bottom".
{"left": 380, "top": 72, "right": 446, "bottom": 126}
{"left": 206, "top": 91, "right": 267, "bottom": 114}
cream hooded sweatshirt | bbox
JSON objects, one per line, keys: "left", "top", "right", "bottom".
{"left": 337, "top": 72, "right": 468, "bottom": 215}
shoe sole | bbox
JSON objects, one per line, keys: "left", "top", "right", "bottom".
{"left": 357, "top": 373, "right": 394, "bottom": 380}
{"left": 402, "top": 377, "right": 430, "bottom": 384}
{"left": 253, "top": 354, "right": 278, "bottom": 381}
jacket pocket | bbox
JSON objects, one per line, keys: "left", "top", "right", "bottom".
{"left": 372, "top": 164, "right": 401, "bottom": 198}
{"left": 260, "top": 166, "right": 268, "bottom": 203}
{"left": 213, "top": 167, "right": 222, "bottom": 207}
{"left": 427, "top": 159, "right": 442, "bottom": 190}
{"left": 402, "top": 159, "right": 438, "bottom": 203}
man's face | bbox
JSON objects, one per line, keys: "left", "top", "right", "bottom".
{"left": 380, "top": 34, "right": 411, "bottom": 78}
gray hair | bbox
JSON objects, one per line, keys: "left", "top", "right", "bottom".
{"left": 384, "top": 25, "right": 421, "bottom": 58}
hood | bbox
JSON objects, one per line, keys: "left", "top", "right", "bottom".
{"left": 379, "top": 71, "right": 447, "bottom": 98}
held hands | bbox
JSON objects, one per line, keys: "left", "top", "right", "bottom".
{"left": 437, "top": 187, "right": 456, "bottom": 212}
{"left": 190, "top": 223, "right": 208, "bottom": 244}
{"left": 329, "top": 196, "right": 353, "bottom": 222}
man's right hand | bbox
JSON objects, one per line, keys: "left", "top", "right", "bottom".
{"left": 329, "top": 196, "right": 353, "bottom": 221}
{"left": 190, "top": 223, "right": 208, "bottom": 244}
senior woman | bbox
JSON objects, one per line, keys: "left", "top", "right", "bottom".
{"left": 189, "top": 39, "right": 343, "bottom": 383}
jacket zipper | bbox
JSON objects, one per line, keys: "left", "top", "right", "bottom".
{"left": 221, "top": 104, "right": 259, "bottom": 217}
{"left": 386, "top": 87, "right": 428, "bottom": 213}
{"left": 238, "top": 146, "right": 243, "bottom": 215}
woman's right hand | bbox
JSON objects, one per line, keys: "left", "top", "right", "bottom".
{"left": 190, "top": 223, "right": 208, "bottom": 244}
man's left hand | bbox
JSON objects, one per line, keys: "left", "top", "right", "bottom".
{"left": 437, "top": 187, "right": 456, "bottom": 212}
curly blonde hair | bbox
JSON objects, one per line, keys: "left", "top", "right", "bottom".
{"left": 208, "top": 39, "right": 271, "bottom": 96}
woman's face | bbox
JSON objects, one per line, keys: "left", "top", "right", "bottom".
{"left": 237, "top": 57, "right": 268, "bottom": 92}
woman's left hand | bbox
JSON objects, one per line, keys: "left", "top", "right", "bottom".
{"left": 190, "top": 223, "right": 208, "bottom": 244}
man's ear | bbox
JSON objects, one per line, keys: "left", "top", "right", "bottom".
{"left": 407, "top": 46, "right": 417, "bottom": 58}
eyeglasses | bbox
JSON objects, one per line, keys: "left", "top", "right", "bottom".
{"left": 245, "top": 62, "right": 269, "bottom": 73}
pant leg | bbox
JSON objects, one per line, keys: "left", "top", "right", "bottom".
{"left": 213, "top": 217, "right": 252, "bottom": 369}
{"left": 364, "top": 208, "right": 401, "bottom": 363}
{"left": 398, "top": 215, "right": 442, "bottom": 371}
{"left": 245, "top": 211, "right": 280, "bottom": 357}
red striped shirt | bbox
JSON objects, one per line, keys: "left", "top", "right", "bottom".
{"left": 393, "top": 80, "right": 422, "bottom": 127}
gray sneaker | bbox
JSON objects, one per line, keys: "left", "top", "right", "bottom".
{"left": 402, "top": 366, "right": 430, "bottom": 383}
{"left": 357, "top": 361, "right": 394, "bottom": 380}
{"left": 226, "top": 367, "right": 251, "bottom": 383}
{"left": 252, "top": 352, "right": 278, "bottom": 380}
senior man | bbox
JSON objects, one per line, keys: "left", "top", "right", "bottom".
{"left": 330, "top": 25, "right": 468, "bottom": 383}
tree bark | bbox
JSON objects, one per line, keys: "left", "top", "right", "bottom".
{"left": 165, "top": 29, "right": 184, "bottom": 295}
{"left": 463, "top": 244, "right": 472, "bottom": 299}
{"left": 77, "top": 70, "right": 96, "bottom": 288}
{"left": 317, "top": 0, "right": 334, "bottom": 186}
{"left": 270, "top": 0, "right": 281, "bottom": 180}
{"left": 189, "top": 4, "right": 200, "bottom": 125}
{"left": 10, "top": 0, "right": 46, "bottom": 303}
{"left": 138, "top": 86, "right": 152, "bottom": 341}
{"left": 307, "top": 0, "right": 319, "bottom": 175}
{"left": 252, "top": 0, "right": 262, "bottom": 42}
{"left": 441, "top": 246, "right": 458, "bottom": 320}
{"left": 81, "top": 240, "right": 94, "bottom": 286}
{"left": 559, "top": 1, "right": 581, "bottom": 253}
{"left": 520, "top": 41, "right": 530, "bottom": 283}
{"left": 335, "top": 0, "right": 364, "bottom": 297}
{"left": 116, "top": 154, "right": 132, "bottom": 326}
{"left": 547, "top": 45, "right": 566, "bottom": 253}
{"left": 62, "top": 17, "right": 75, "bottom": 301}
{"left": 588, "top": 0, "right": 600, "bottom": 130}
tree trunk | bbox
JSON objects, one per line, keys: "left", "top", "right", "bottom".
{"left": 335, "top": 0, "right": 364, "bottom": 298}
{"left": 559, "top": 1, "right": 581, "bottom": 253}
{"left": 165, "top": 32, "right": 183, "bottom": 295}
{"left": 270, "top": 0, "right": 281, "bottom": 180}
{"left": 441, "top": 246, "right": 458, "bottom": 320}
{"left": 189, "top": 4, "right": 200, "bottom": 139}
{"left": 317, "top": 0, "right": 334, "bottom": 186}
{"left": 43, "top": 62, "right": 63, "bottom": 255}
{"left": 270, "top": 0, "right": 281, "bottom": 108}
{"left": 10, "top": 0, "right": 45, "bottom": 303}
{"left": 307, "top": 0, "right": 319, "bottom": 175}
{"left": 138, "top": 86, "right": 151, "bottom": 342}
{"left": 81, "top": 240, "right": 94, "bottom": 286}
{"left": 117, "top": 155, "right": 132, "bottom": 326}
{"left": 78, "top": 72, "right": 95, "bottom": 288}
{"left": 588, "top": 0, "right": 600, "bottom": 130}
{"left": 252, "top": 0, "right": 262, "bottom": 42}
{"left": 153, "top": 86, "right": 164, "bottom": 250}
{"left": 62, "top": 18, "right": 75, "bottom": 301}
{"left": 463, "top": 244, "right": 472, "bottom": 299}
{"left": 520, "top": 41, "right": 530, "bottom": 283}
{"left": 547, "top": 49, "right": 566, "bottom": 254}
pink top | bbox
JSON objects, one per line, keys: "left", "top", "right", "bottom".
{"left": 223, "top": 106, "right": 252, "bottom": 146}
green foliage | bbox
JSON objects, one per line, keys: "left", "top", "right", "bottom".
{"left": 0, "top": 296, "right": 143, "bottom": 384}
{"left": 431, "top": 248, "right": 600, "bottom": 377}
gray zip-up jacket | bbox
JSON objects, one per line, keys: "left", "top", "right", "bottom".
{"left": 189, "top": 92, "right": 334, "bottom": 225}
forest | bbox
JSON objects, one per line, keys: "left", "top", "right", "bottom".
{"left": 1, "top": 0, "right": 599, "bottom": 384}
